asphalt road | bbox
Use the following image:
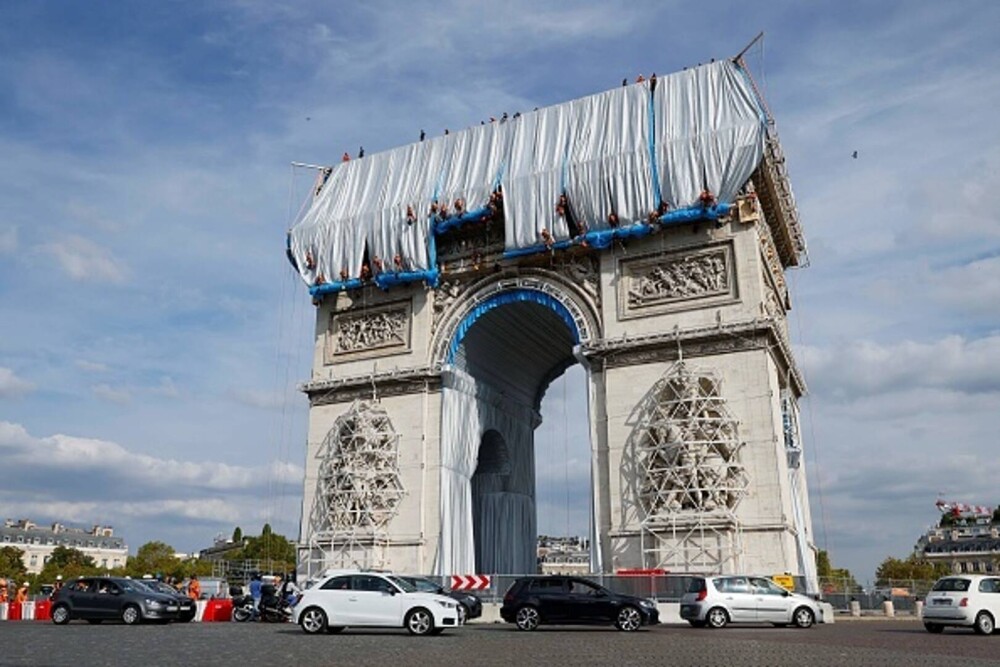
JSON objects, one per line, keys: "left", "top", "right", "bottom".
{"left": 2, "top": 619, "right": 1000, "bottom": 667}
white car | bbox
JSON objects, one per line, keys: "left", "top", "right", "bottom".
{"left": 923, "top": 574, "right": 1000, "bottom": 635}
{"left": 679, "top": 575, "right": 823, "bottom": 629}
{"left": 293, "top": 571, "right": 460, "bottom": 636}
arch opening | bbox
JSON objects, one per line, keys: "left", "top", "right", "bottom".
{"left": 438, "top": 288, "right": 594, "bottom": 575}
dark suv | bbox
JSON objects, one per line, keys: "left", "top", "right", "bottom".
{"left": 51, "top": 577, "right": 181, "bottom": 625}
{"left": 396, "top": 576, "right": 483, "bottom": 623}
{"left": 500, "top": 576, "right": 659, "bottom": 632}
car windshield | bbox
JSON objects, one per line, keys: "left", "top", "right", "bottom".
{"left": 388, "top": 576, "right": 417, "bottom": 593}
{"left": 120, "top": 581, "right": 150, "bottom": 593}
{"left": 932, "top": 578, "right": 971, "bottom": 592}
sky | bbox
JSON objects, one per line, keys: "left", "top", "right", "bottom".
{"left": 1, "top": 1, "right": 998, "bottom": 581}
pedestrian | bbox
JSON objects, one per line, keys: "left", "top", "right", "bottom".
{"left": 249, "top": 573, "right": 263, "bottom": 611}
{"left": 0, "top": 578, "right": 8, "bottom": 603}
{"left": 188, "top": 574, "right": 201, "bottom": 601}
{"left": 280, "top": 572, "right": 301, "bottom": 606}
{"left": 341, "top": 152, "right": 350, "bottom": 162}
{"left": 358, "top": 146, "right": 364, "bottom": 158}
{"left": 15, "top": 581, "right": 29, "bottom": 603}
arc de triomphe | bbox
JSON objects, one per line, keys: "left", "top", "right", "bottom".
{"left": 287, "top": 60, "right": 817, "bottom": 590}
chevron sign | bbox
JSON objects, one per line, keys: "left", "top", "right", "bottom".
{"left": 450, "top": 574, "right": 491, "bottom": 590}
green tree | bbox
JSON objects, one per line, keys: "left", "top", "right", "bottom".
{"left": 815, "top": 550, "right": 858, "bottom": 593}
{"left": 875, "top": 554, "right": 949, "bottom": 583}
{"left": 46, "top": 546, "right": 96, "bottom": 570}
{"left": 232, "top": 526, "right": 243, "bottom": 543}
{"left": 0, "top": 546, "right": 28, "bottom": 581}
{"left": 127, "top": 541, "right": 181, "bottom": 579}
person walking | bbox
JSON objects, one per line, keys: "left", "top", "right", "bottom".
{"left": 187, "top": 574, "right": 202, "bottom": 601}
{"left": 15, "top": 582, "right": 29, "bottom": 604}
{"left": 249, "top": 573, "right": 262, "bottom": 612}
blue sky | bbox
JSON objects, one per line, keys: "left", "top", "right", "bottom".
{"left": 2, "top": 1, "right": 999, "bottom": 581}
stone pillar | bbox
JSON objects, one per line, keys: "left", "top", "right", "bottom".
{"left": 915, "top": 600, "right": 923, "bottom": 618}
{"left": 881, "top": 600, "right": 895, "bottom": 617}
{"left": 849, "top": 600, "right": 861, "bottom": 617}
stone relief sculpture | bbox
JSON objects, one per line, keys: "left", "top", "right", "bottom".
{"left": 625, "top": 248, "right": 730, "bottom": 309}
{"left": 331, "top": 304, "right": 410, "bottom": 357}
{"left": 634, "top": 362, "right": 748, "bottom": 519}
{"left": 309, "top": 400, "right": 405, "bottom": 534}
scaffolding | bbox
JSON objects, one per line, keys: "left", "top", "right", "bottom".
{"left": 303, "top": 400, "right": 405, "bottom": 578}
{"left": 635, "top": 361, "right": 748, "bottom": 572}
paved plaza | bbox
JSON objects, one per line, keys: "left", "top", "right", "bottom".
{"left": 2, "top": 619, "right": 1000, "bottom": 667}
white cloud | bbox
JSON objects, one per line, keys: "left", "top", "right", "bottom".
{"left": 0, "top": 421, "right": 304, "bottom": 540}
{"left": 92, "top": 383, "right": 132, "bottom": 404}
{"left": 0, "top": 367, "right": 34, "bottom": 397}
{"left": 149, "top": 376, "right": 180, "bottom": 398}
{"left": 41, "top": 234, "right": 128, "bottom": 283}
{"left": 230, "top": 388, "right": 285, "bottom": 410}
{"left": 801, "top": 335, "right": 1000, "bottom": 400}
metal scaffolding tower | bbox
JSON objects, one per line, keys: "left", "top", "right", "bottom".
{"left": 303, "top": 400, "right": 405, "bottom": 578}
{"left": 635, "top": 361, "right": 748, "bottom": 572}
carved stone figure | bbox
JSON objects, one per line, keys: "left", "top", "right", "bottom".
{"left": 332, "top": 305, "right": 409, "bottom": 356}
{"left": 625, "top": 248, "right": 730, "bottom": 309}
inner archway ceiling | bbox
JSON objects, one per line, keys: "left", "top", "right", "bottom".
{"left": 453, "top": 301, "right": 577, "bottom": 409}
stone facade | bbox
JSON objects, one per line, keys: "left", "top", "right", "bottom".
{"left": 298, "top": 182, "right": 815, "bottom": 585}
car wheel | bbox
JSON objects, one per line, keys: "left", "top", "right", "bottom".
{"left": 793, "top": 607, "right": 815, "bottom": 629}
{"left": 122, "top": 604, "right": 142, "bottom": 626}
{"left": 706, "top": 607, "right": 729, "bottom": 629}
{"left": 458, "top": 603, "right": 469, "bottom": 625}
{"left": 87, "top": 619, "right": 102, "bottom": 625}
{"left": 51, "top": 605, "right": 71, "bottom": 625}
{"left": 688, "top": 620, "right": 706, "bottom": 628}
{"left": 300, "top": 607, "right": 328, "bottom": 635}
{"left": 515, "top": 605, "right": 540, "bottom": 631}
{"left": 924, "top": 622, "right": 944, "bottom": 634}
{"left": 616, "top": 605, "right": 643, "bottom": 632}
{"left": 405, "top": 607, "right": 434, "bottom": 636}
{"left": 325, "top": 626, "right": 345, "bottom": 634}
{"left": 233, "top": 607, "right": 253, "bottom": 623}
{"left": 974, "top": 611, "right": 995, "bottom": 635}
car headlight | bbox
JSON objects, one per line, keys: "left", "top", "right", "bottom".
{"left": 639, "top": 599, "right": 656, "bottom": 608}
{"left": 145, "top": 599, "right": 163, "bottom": 607}
{"left": 436, "top": 600, "right": 456, "bottom": 609}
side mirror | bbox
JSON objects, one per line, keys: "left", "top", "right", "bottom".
{"left": 782, "top": 590, "right": 790, "bottom": 597}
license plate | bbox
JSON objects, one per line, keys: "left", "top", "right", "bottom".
{"left": 167, "top": 606, "right": 178, "bottom": 612}
{"left": 933, "top": 599, "right": 951, "bottom": 606}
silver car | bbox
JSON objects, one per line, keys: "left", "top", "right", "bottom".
{"left": 680, "top": 575, "right": 822, "bottom": 629}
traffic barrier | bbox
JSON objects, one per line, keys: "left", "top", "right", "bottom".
{"left": 0, "top": 603, "right": 6, "bottom": 621}
{"left": 202, "top": 599, "right": 233, "bottom": 622}
{"left": 450, "top": 575, "right": 491, "bottom": 591}
{"left": 194, "top": 600, "right": 208, "bottom": 622}
{"left": 7, "top": 602, "right": 21, "bottom": 621}
{"left": 34, "top": 600, "right": 51, "bottom": 621}
{"left": 20, "top": 601, "right": 35, "bottom": 620}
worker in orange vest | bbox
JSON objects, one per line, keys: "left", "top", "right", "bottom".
{"left": 15, "top": 581, "right": 29, "bottom": 603}
{"left": 187, "top": 574, "right": 201, "bottom": 601}
{"left": 0, "top": 578, "right": 8, "bottom": 603}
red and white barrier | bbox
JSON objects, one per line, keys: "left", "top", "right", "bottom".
{"left": 450, "top": 574, "right": 491, "bottom": 590}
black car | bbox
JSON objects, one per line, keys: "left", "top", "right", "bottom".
{"left": 51, "top": 576, "right": 181, "bottom": 625}
{"left": 135, "top": 579, "right": 197, "bottom": 622}
{"left": 396, "top": 576, "right": 483, "bottom": 623}
{"left": 500, "top": 576, "right": 659, "bottom": 632}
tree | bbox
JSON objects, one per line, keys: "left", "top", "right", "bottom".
{"left": 815, "top": 550, "right": 858, "bottom": 594}
{"left": 47, "top": 546, "right": 96, "bottom": 570}
{"left": 0, "top": 546, "right": 27, "bottom": 581}
{"left": 232, "top": 526, "right": 243, "bottom": 543}
{"left": 127, "top": 541, "right": 181, "bottom": 579}
{"left": 875, "top": 554, "right": 949, "bottom": 583}
{"left": 993, "top": 507, "right": 1000, "bottom": 524}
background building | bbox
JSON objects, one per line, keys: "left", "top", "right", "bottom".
{"left": 915, "top": 501, "right": 1000, "bottom": 574}
{"left": 1, "top": 519, "right": 128, "bottom": 574}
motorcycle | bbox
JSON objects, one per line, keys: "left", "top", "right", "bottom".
{"left": 230, "top": 585, "right": 256, "bottom": 623}
{"left": 257, "top": 583, "right": 293, "bottom": 623}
